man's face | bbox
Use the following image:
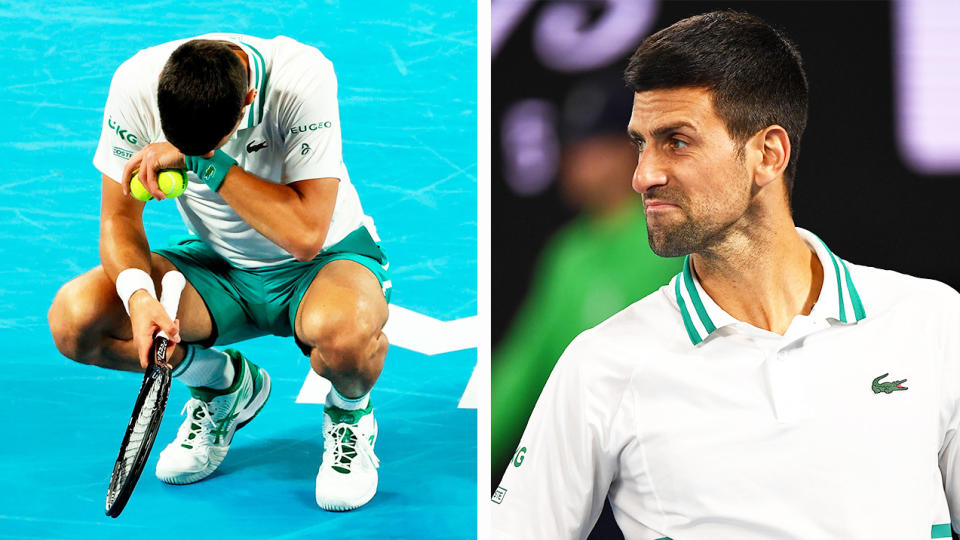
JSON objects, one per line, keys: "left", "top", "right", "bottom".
{"left": 198, "top": 113, "right": 245, "bottom": 158}
{"left": 628, "top": 87, "right": 753, "bottom": 257}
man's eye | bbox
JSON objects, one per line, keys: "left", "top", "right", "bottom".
{"left": 634, "top": 140, "right": 646, "bottom": 152}
{"left": 671, "top": 138, "right": 688, "bottom": 150}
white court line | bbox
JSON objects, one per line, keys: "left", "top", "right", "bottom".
{"left": 296, "top": 304, "right": 479, "bottom": 408}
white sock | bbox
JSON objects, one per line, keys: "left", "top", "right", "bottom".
{"left": 172, "top": 345, "right": 235, "bottom": 390}
{"left": 326, "top": 386, "right": 369, "bottom": 411}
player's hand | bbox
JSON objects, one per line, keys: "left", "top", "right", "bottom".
{"left": 121, "top": 142, "right": 187, "bottom": 201}
{"left": 128, "top": 289, "right": 181, "bottom": 370}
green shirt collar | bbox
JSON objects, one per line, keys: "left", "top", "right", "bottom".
{"left": 673, "top": 228, "right": 867, "bottom": 346}
{"left": 233, "top": 40, "right": 268, "bottom": 130}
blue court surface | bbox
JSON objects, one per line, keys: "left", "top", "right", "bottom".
{"left": 0, "top": 2, "right": 477, "bottom": 539}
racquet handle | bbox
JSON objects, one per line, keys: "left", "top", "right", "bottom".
{"left": 157, "top": 271, "right": 186, "bottom": 340}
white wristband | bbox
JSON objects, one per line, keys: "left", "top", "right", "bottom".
{"left": 116, "top": 268, "right": 157, "bottom": 315}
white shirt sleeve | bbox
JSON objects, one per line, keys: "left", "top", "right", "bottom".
{"left": 940, "top": 429, "right": 960, "bottom": 534}
{"left": 490, "top": 335, "right": 626, "bottom": 540}
{"left": 92, "top": 59, "right": 154, "bottom": 183}
{"left": 279, "top": 54, "right": 346, "bottom": 184}
{"left": 938, "top": 287, "right": 960, "bottom": 533}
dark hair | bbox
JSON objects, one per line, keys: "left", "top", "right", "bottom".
{"left": 624, "top": 11, "right": 808, "bottom": 197}
{"left": 158, "top": 40, "right": 248, "bottom": 156}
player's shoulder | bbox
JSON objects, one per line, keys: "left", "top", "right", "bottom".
{"left": 260, "top": 35, "right": 336, "bottom": 82}
{"left": 586, "top": 283, "right": 684, "bottom": 344}
{"left": 103, "top": 41, "right": 182, "bottom": 121}
{"left": 557, "top": 284, "right": 683, "bottom": 378}
{"left": 107, "top": 37, "right": 196, "bottom": 104}
{"left": 846, "top": 259, "right": 960, "bottom": 318}
{"left": 271, "top": 35, "right": 331, "bottom": 59}
{"left": 112, "top": 38, "right": 183, "bottom": 78}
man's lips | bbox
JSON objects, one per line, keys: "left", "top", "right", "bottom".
{"left": 644, "top": 199, "right": 679, "bottom": 211}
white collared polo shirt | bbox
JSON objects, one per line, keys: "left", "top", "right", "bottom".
{"left": 492, "top": 228, "right": 960, "bottom": 540}
{"left": 93, "top": 33, "right": 376, "bottom": 268}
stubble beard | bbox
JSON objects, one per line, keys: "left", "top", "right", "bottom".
{"left": 646, "top": 210, "right": 714, "bottom": 258}
{"left": 644, "top": 171, "right": 752, "bottom": 258}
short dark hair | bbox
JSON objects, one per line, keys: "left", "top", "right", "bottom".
{"left": 624, "top": 11, "right": 808, "bottom": 197}
{"left": 158, "top": 40, "right": 248, "bottom": 156}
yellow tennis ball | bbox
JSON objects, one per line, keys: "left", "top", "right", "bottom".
{"left": 130, "top": 169, "right": 187, "bottom": 201}
{"left": 158, "top": 169, "right": 187, "bottom": 198}
{"left": 130, "top": 172, "right": 152, "bottom": 201}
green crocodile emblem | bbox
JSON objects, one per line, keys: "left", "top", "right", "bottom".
{"left": 872, "top": 373, "right": 908, "bottom": 394}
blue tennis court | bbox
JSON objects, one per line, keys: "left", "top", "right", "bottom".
{"left": 0, "top": 2, "right": 477, "bottom": 538}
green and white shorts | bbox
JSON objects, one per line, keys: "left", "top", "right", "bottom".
{"left": 154, "top": 226, "right": 391, "bottom": 354}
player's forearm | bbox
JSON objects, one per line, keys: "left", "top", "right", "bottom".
{"left": 217, "top": 166, "right": 336, "bottom": 261}
{"left": 100, "top": 214, "right": 152, "bottom": 283}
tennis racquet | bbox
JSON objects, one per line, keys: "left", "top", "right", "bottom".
{"left": 105, "top": 270, "right": 186, "bottom": 517}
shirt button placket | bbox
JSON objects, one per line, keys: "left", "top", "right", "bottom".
{"left": 767, "top": 346, "right": 809, "bottom": 423}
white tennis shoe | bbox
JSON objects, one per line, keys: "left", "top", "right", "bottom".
{"left": 315, "top": 403, "right": 379, "bottom": 511}
{"left": 155, "top": 349, "right": 270, "bottom": 485}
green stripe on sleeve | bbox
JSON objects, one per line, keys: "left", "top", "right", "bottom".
{"left": 675, "top": 275, "right": 702, "bottom": 346}
{"left": 681, "top": 256, "right": 716, "bottom": 333}
{"left": 930, "top": 523, "right": 952, "bottom": 538}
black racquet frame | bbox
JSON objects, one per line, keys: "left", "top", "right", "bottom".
{"left": 104, "top": 336, "right": 172, "bottom": 517}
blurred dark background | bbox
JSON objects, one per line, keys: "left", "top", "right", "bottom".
{"left": 492, "top": 1, "right": 960, "bottom": 537}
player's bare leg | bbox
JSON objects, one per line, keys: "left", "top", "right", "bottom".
{"left": 48, "top": 253, "right": 213, "bottom": 371}
{"left": 49, "top": 253, "right": 271, "bottom": 485}
{"left": 295, "top": 259, "right": 389, "bottom": 397}
{"left": 294, "top": 259, "right": 389, "bottom": 511}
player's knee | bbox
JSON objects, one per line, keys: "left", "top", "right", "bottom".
{"left": 48, "top": 281, "right": 105, "bottom": 363}
{"left": 317, "top": 321, "right": 378, "bottom": 365}
{"left": 303, "top": 308, "right": 382, "bottom": 371}
{"left": 49, "top": 284, "right": 84, "bottom": 361}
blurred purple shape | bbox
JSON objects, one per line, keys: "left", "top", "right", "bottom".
{"left": 533, "top": 0, "right": 657, "bottom": 72}
{"left": 895, "top": 0, "right": 960, "bottom": 174}
{"left": 501, "top": 99, "right": 560, "bottom": 196}
{"left": 492, "top": 0, "right": 537, "bottom": 56}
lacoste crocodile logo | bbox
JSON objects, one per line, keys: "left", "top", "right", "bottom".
{"left": 246, "top": 140, "right": 268, "bottom": 153}
{"left": 872, "top": 373, "right": 908, "bottom": 394}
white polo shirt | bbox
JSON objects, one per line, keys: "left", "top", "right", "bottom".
{"left": 492, "top": 228, "right": 960, "bottom": 540}
{"left": 93, "top": 33, "right": 376, "bottom": 268}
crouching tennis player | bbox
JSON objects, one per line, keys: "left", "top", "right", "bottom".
{"left": 48, "top": 34, "right": 390, "bottom": 511}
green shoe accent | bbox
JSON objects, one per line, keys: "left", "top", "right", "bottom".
{"left": 325, "top": 402, "right": 373, "bottom": 425}
{"left": 248, "top": 360, "right": 264, "bottom": 397}
{"left": 325, "top": 402, "right": 374, "bottom": 474}
{"left": 179, "top": 396, "right": 216, "bottom": 449}
{"left": 187, "top": 349, "right": 246, "bottom": 401}
{"left": 235, "top": 365, "right": 267, "bottom": 432}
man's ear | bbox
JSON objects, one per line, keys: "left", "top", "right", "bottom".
{"left": 245, "top": 88, "right": 256, "bottom": 106}
{"left": 751, "top": 125, "right": 790, "bottom": 189}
